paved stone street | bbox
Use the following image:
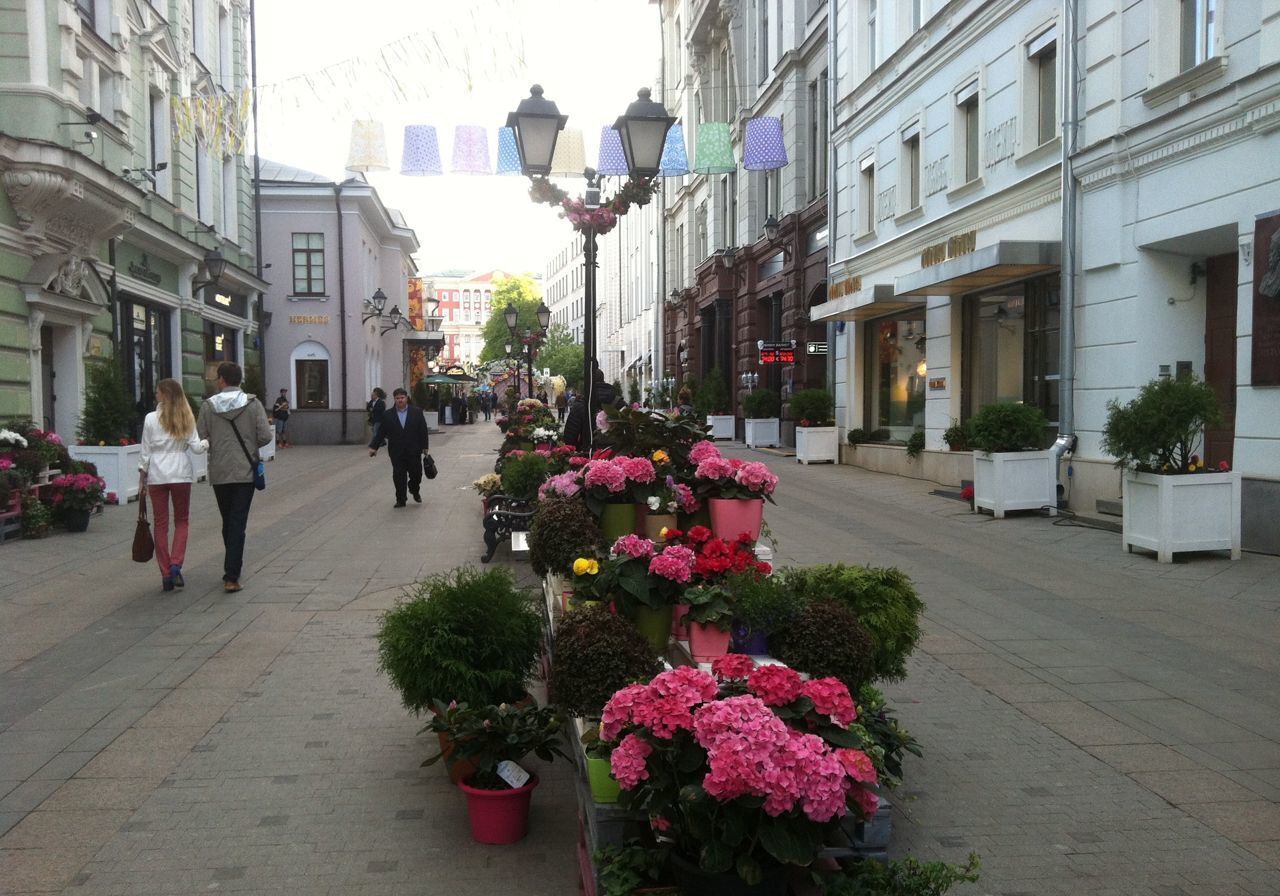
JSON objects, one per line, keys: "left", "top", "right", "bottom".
{"left": 2, "top": 421, "right": 1278, "bottom": 895}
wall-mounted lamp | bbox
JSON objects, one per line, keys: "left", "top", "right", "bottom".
{"left": 740, "top": 371, "right": 760, "bottom": 389}
{"left": 191, "top": 249, "right": 227, "bottom": 292}
{"left": 916, "top": 359, "right": 928, "bottom": 377}
{"left": 761, "top": 215, "right": 792, "bottom": 262}
{"left": 59, "top": 108, "right": 103, "bottom": 126}
{"left": 362, "top": 287, "right": 388, "bottom": 324}
{"left": 261, "top": 310, "right": 273, "bottom": 328}
{"left": 716, "top": 247, "right": 739, "bottom": 271}
{"left": 666, "top": 287, "right": 682, "bottom": 308}
{"left": 380, "top": 305, "right": 409, "bottom": 335}
{"left": 71, "top": 130, "right": 97, "bottom": 151}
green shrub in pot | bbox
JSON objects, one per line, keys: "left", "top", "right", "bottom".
{"left": 942, "top": 418, "right": 972, "bottom": 451}
{"left": 549, "top": 605, "right": 660, "bottom": 718}
{"left": 968, "top": 401, "right": 1048, "bottom": 453}
{"left": 499, "top": 451, "right": 550, "bottom": 501}
{"left": 1101, "top": 375, "right": 1222, "bottom": 473}
{"left": 742, "top": 388, "right": 780, "bottom": 419}
{"left": 725, "top": 571, "right": 805, "bottom": 642}
{"left": 528, "top": 495, "right": 603, "bottom": 578}
{"left": 769, "top": 600, "right": 877, "bottom": 693}
{"left": 905, "top": 430, "right": 925, "bottom": 459}
{"left": 376, "top": 566, "right": 543, "bottom": 713}
{"left": 788, "top": 388, "right": 834, "bottom": 426}
{"left": 847, "top": 428, "right": 868, "bottom": 447}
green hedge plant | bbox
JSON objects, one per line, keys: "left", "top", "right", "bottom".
{"left": 789, "top": 388, "right": 834, "bottom": 426}
{"left": 742, "top": 388, "right": 781, "bottom": 419}
{"left": 550, "top": 606, "right": 660, "bottom": 718}
{"left": 769, "top": 600, "right": 877, "bottom": 693}
{"left": 500, "top": 451, "right": 550, "bottom": 501}
{"left": 77, "top": 360, "right": 135, "bottom": 444}
{"left": 968, "top": 401, "right": 1047, "bottom": 453}
{"left": 529, "top": 495, "right": 603, "bottom": 578}
{"left": 1101, "top": 375, "right": 1222, "bottom": 473}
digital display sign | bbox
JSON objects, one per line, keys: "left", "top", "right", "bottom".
{"left": 759, "top": 342, "right": 796, "bottom": 364}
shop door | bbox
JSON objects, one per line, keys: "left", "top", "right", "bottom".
{"left": 40, "top": 327, "right": 56, "bottom": 431}
{"left": 1203, "top": 253, "right": 1237, "bottom": 466}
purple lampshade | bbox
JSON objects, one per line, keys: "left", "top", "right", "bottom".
{"left": 451, "top": 125, "right": 491, "bottom": 175}
{"left": 496, "top": 127, "right": 521, "bottom": 175}
{"left": 659, "top": 123, "right": 690, "bottom": 176}
{"left": 597, "top": 126, "right": 629, "bottom": 176}
{"left": 743, "top": 116, "right": 788, "bottom": 171}
{"left": 401, "top": 125, "right": 442, "bottom": 176}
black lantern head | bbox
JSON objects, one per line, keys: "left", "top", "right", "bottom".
{"left": 536, "top": 301, "right": 551, "bottom": 331}
{"left": 613, "top": 88, "right": 676, "bottom": 179}
{"left": 503, "top": 301, "right": 519, "bottom": 335}
{"left": 506, "top": 85, "right": 567, "bottom": 178}
{"left": 762, "top": 214, "right": 780, "bottom": 243}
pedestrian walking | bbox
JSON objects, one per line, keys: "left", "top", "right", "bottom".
{"left": 482, "top": 391, "right": 492, "bottom": 421}
{"left": 138, "top": 378, "right": 208, "bottom": 592}
{"left": 562, "top": 362, "right": 620, "bottom": 452}
{"left": 271, "top": 388, "right": 291, "bottom": 447}
{"left": 367, "top": 388, "right": 386, "bottom": 442}
{"left": 555, "top": 388, "right": 567, "bottom": 423}
{"left": 197, "top": 362, "right": 273, "bottom": 594}
{"left": 368, "top": 387, "right": 430, "bottom": 507}
{"left": 537, "top": 389, "right": 549, "bottom": 406}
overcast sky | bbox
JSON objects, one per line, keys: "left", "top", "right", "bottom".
{"left": 253, "top": 0, "right": 663, "bottom": 277}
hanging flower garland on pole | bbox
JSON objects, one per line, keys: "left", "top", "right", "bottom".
{"left": 528, "top": 176, "right": 659, "bottom": 236}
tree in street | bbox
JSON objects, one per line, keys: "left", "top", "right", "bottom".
{"left": 479, "top": 275, "right": 544, "bottom": 363}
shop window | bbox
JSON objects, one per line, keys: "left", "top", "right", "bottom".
{"left": 865, "top": 313, "right": 927, "bottom": 438}
{"left": 962, "top": 275, "right": 1060, "bottom": 427}
{"left": 295, "top": 359, "right": 330, "bottom": 409}
{"left": 292, "top": 233, "right": 324, "bottom": 295}
{"left": 202, "top": 320, "right": 238, "bottom": 395}
{"left": 120, "top": 299, "right": 171, "bottom": 428}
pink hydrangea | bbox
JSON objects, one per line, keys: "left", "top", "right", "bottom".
{"left": 689, "top": 440, "right": 722, "bottom": 463}
{"left": 595, "top": 410, "right": 610, "bottom": 432}
{"left": 601, "top": 682, "right": 650, "bottom": 741}
{"left": 612, "top": 534, "right": 656, "bottom": 560}
{"left": 851, "top": 786, "right": 879, "bottom": 819}
{"left": 610, "top": 733, "right": 653, "bottom": 789}
{"left": 632, "top": 693, "right": 697, "bottom": 739}
{"left": 734, "top": 461, "right": 779, "bottom": 496}
{"left": 0, "top": 457, "right": 12, "bottom": 471}
{"left": 836, "top": 748, "right": 878, "bottom": 785}
{"left": 569, "top": 455, "right": 589, "bottom": 468}
{"left": 672, "top": 482, "right": 696, "bottom": 512}
{"left": 801, "top": 678, "right": 858, "bottom": 727}
{"left": 747, "top": 664, "right": 804, "bottom": 706}
{"left": 538, "top": 471, "right": 582, "bottom": 500}
{"left": 583, "top": 459, "right": 627, "bottom": 493}
{"left": 694, "top": 456, "right": 734, "bottom": 482}
{"left": 621, "top": 456, "right": 656, "bottom": 484}
{"left": 711, "top": 654, "right": 756, "bottom": 681}
{"left": 649, "top": 544, "right": 695, "bottom": 583}
{"left": 650, "top": 666, "right": 717, "bottom": 704}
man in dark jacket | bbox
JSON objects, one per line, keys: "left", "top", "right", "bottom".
{"left": 562, "top": 363, "right": 620, "bottom": 453}
{"left": 368, "top": 387, "right": 430, "bottom": 507}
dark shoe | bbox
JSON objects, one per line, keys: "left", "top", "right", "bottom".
{"left": 411, "top": 490, "right": 422, "bottom": 503}
{"left": 223, "top": 580, "right": 242, "bottom": 593}
{"left": 162, "top": 578, "right": 174, "bottom": 592}
{"left": 394, "top": 501, "right": 406, "bottom": 508}
{"left": 170, "top": 564, "right": 184, "bottom": 588}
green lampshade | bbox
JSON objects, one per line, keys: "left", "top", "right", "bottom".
{"left": 693, "top": 122, "right": 735, "bottom": 174}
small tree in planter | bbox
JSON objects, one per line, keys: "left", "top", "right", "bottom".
{"left": 790, "top": 388, "right": 837, "bottom": 464}
{"left": 70, "top": 360, "right": 143, "bottom": 504}
{"left": 694, "top": 368, "right": 734, "bottom": 439}
{"left": 1102, "top": 375, "right": 1239, "bottom": 562}
{"left": 742, "top": 388, "right": 780, "bottom": 448}
{"left": 968, "top": 401, "right": 1055, "bottom": 518}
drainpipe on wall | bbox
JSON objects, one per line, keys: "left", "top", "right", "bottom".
{"left": 1054, "top": 0, "right": 1080, "bottom": 467}
{"left": 826, "top": 0, "right": 839, "bottom": 414}
{"left": 333, "top": 184, "right": 349, "bottom": 442}
{"left": 656, "top": 2, "right": 667, "bottom": 383}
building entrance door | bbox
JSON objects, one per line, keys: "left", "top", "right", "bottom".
{"left": 40, "top": 327, "right": 56, "bottom": 431}
{"left": 1203, "top": 253, "right": 1238, "bottom": 467}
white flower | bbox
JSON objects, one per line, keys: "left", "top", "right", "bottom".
{"left": 0, "top": 429, "right": 29, "bottom": 448}
{"left": 531, "top": 427, "right": 559, "bottom": 442}
{"left": 646, "top": 495, "right": 661, "bottom": 510}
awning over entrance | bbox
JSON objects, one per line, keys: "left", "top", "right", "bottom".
{"left": 810, "top": 283, "right": 922, "bottom": 322}
{"left": 894, "top": 241, "right": 1060, "bottom": 297}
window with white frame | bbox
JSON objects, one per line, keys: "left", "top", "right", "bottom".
{"left": 809, "top": 74, "right": 829, "bottom": 200}
{"left": 196, "top": 143, "right": 213, "bottom": 222}
{"left": 1026, "top": 27, "right": 1057, "bottom": 148}
{"left": 149, "top": 92, "right": 172, "bottom": 197}
{"left": 899, "top": 121, "right": 921, "bottom": 213}
{"left": 221, "top": 157, "right": 238, "bottom": 241}
{"left": 953, "top": 78, "right": 981, "bottom": 185}
{"left": 675, "top": 223, "right": 685, "bottom": 287}
{"left": 218, "top": 6, "right": 232, "bottom": 87}
{"left": 759, "top": 0, "right": 770, "bottom": 82}
{"left": 291, "top": 233, "right": 324, "bottom": 295}
{"left": 1181, "top": 0, "right": 1217, "bottom": 69}
{"left": 727, "top": 171, "right": 738, "bottom": 246}
{"left": 858, "top": 153, "right": 876, "bottom": 235}
{"left": 865, "top": 0, "right": 879, "bottom": 72}
{"left": 191, "top": 0, "right": 206, "bottom": 61}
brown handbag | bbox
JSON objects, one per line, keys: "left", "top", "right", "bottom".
{"left": 132, "top": 481, "right": 154, "bottom": 563}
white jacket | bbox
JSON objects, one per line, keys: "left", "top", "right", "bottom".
{"left": 138, "top": 411, "right": 208, "bottom": 485}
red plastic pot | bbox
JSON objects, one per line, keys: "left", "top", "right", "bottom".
{"left": 458, "top": 774, "right": 539, "bottom": 844}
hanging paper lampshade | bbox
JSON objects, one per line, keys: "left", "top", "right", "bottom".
{"left": 347, "top": 120, "right": 389, "bottom": 172}
{"left": 597, "top": 126, "right": 629, "bottom": 176}
{"left": 743, "top": 116, "right": 788, "bottom": 170}
{"left": 451, "top": 125, "right": 492, "bottom": 175}
{"left": 549, "top": 127, "right": 585, "bottom": 178}
{"left": 693, "top": 122, "right": 735, "bottom": 174}
{"left": 400, "top": 125, "right": 442, "bottom": 176}
{"left": 496, "top": 127, "right": 522, "bottom": 175}
{"left": 659, "top": 123, "right": 690, "bottom": 176}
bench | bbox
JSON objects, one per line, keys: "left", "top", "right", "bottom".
{"left": 480, "top": 494, "right": 536, "bottom": 563}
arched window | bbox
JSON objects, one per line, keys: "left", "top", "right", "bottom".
{"left": 291, "top": 340, "right": 331, "bottom": 409}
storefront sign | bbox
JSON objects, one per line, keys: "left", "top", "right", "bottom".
{"left": 1252, "top": 210, "right": 1280, "bottom": 385}
{"left": 828, "top": 275, "right": 863, "bottom": 299}
{"left": 920, "top": 230, "right": 978, "bottom": 268}
{"left": 289, "top": 314, "right": 330, "bottom": 325}
{"left": 807, "top": 341, "right": 828, "bottom": 355}
{"left": 127, "top": 255, "right": 162, "bottom": 285}
{"left": 928, "top": 377, "right": 947, "bottom": 391}
{"left": 759, "top": 341, "right": 796, "bottom": 364}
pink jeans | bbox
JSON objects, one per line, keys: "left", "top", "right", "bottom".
{"left": 148, "top": 483, "right": 191, "bottom": 576}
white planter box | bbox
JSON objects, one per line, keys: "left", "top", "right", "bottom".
{"left": 68, "top": 444, "right": 143, "bottom": 505}
{"left": 1122, "top": 470, "right": 1241, "bottom": 562}
{"left": 260, "top": 433, "right": 277, "bottom": 462}
{"left": 706, "top": 415, "right": 735, "bottom": 440}
{"left": 795, "top": 426, "right": 837, "bottom": 464}
{"left": 972, "top": 449, "right": 1057, "bottom": 518}
{"left": 425, "top": 410, "right": 439, "bottom": 431}
{"left": 744, "top": 418, "right": 780, "bottom": 448}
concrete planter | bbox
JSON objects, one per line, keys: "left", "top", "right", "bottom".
{"left": 744, "top": 418, "right": 780, "bottom": 448}
{"left": 972, "top": 449, "right": 1057, "bottom": 518}
{"left": 706, "top": 415, "right": 735, "bottom": 440}
{"left": 68, "top": 444, "right": 143, "bottom": 505}
{"left": 1122, "top": 470, "right": 1241, "bottom": 562}
{"left": 795, "top": 426, "right": 837, "bottom": 464}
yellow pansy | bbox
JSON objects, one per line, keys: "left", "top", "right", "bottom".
{"left": 652, "top": 449, "right": 670, "bottom": 464}
{"left": 659, "top": 526, "right": 670, "bottom": 540}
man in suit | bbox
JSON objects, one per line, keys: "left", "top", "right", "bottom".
{"left": 368, "top": 387, "right": 430, "bottom": 508}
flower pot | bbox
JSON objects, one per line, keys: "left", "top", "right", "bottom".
{"left": 1122, "top": 469, "right": 1241, "bottom": 562}
{"left": 67, "top": 444, "right": 142, "bottom": 505}
{"left": 62, "top": 508, "right": 91, "bottom": 533}
{"left": 644, "top": 512, "right": 678, "bottom": 543}
{"left": 794, "top": 426, "right": 837, "bottom": 464}
{"left": 458, "top": 774, "right": 539, "bottom": 845}
{"left": 671, "top": 603, "right": 690, "bottom": 639}
{"left": 436, "top": 731, "right": 479, "bottom": 786}
{"left": 744, "top": 418, "right": 780, "bottom": 448}
{"left": 687, "top": 621, "right": 732, "bottom": 663}
{"left": 600, "top": 502, "right": 636, "bottom": 542}
{"left": 706, "top": 414, "right": 735, "bottom": 440}
{"left": 585, "top": 755, "right": 620, "bottom": 803}
{"left": 708, "top": 497, "right": 765, "bottom": 543}
{"left": 669, "top": 851, "right": 788, "bottom": 896}
{"left": 730, "top": 623, "right": 769, "bottom": 655}
{"left": 972, "top": 449, "right": 1058, "bottom": 519}
{"left": 626, "top": 604, "right": 673, "bottom": 655}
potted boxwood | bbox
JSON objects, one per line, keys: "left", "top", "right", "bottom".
{"left": 968, "top": 401, "right": 1055, "bottom": 518}
{"left": 528, "top": 495, "right": 603, "bottom": 601}
{"left": 770, "top": 600, "right": 878, "bottom": 694}
{"left": 695, "top": 367, "right": 734, "bottom": 440}
{"left": 1102, "top": 375, "right": 1239, "bottom": 562}
{"left": 500, "top": 451, "right": 550, "bottom": 502}
{"left": 725, "top": 571, "right": 806, "bottom": 655}
{"left": 790, "top": 388, "right": 837, "bottom": 464}
{"left": 742, "top": 388, "right": 781, "bottom": 448}
{"left": 68, "top": 359, "right": 142, "bottom": 505}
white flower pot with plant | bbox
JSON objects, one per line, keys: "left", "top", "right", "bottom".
{"left": 969, "top": 402, "right": 1057, "bottom": 518}
{"left": 69, "top": 359, "right": 142, "bottom": 505}
{"left": 1103, "top": 375, "right": 1240, "bottom": 562}
{"left": 742, "top": 388, "right": 781, "bottom": 448}
{"left": 790, "top": 388, "right": 837, "bottom": 464}
{"left": 68, "top": 444, "right": 143, "bottom": 505}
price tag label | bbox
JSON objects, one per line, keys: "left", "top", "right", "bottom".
{"left": 496, "top": 760, "right": 530, "bottom": 789}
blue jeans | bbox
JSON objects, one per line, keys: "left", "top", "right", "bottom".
{"left": 212, "top": 482, "right": 255, "bottom": 583}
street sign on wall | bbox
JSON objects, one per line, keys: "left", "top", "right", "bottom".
{"left": 807, "top": 341, "right": 828, "bottom": 355}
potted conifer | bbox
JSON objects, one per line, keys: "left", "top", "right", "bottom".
{"left": 790, "top": 388, "right": 837, "bottom": 464}
{"left": 68, "top": 359, "right": 142, "bottom": 505}
{"left": 696, "top": 368, "right": 735, "bottom": 440}
{"left": 742, "top": 388, "right": 781, "bottom": 448}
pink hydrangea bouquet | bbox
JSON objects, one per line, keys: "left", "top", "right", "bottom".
{"left": 601, "top": 661, "right": 880, "bottom": 886}
{"left": 49, "top": 472, "right": 107, "bottom": 512}
{"left": 607, "top": 534, "right": 697, "bottom": 610}
{"left": 693, "top": 454, "right": 779, "bottom": 503}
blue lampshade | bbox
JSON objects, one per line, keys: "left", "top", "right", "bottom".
{"left": 659, "top": 123, "right": 690, "bottom": 176}
{"left": 496, "top": 127, "right": 522, "bottom": 175}
{"left": 742, "top": 116, "right": 788, "bottom": 171}
{"left": 400, "top": 125, "right": 442, "bottom": 176}
{"left": 597, "top": 126, "right": 629, "bottom": 176}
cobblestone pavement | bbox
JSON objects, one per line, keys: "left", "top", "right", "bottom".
{"left": 1, "top": 423, "right": 1278, "bottom": 895}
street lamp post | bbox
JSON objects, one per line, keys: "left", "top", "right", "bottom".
{"left": 508, "top": 85, "right": 674, "bottom": 449}
{"left": 503, "top": 300, "right": 552, "bottom": 399}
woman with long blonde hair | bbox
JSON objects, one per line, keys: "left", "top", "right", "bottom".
{"left": 138, "top": 378, "right": 208, "bottom": 592}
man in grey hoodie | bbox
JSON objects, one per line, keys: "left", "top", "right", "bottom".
{"left": 197, "top": 362, "right": 273, "bottom": 593}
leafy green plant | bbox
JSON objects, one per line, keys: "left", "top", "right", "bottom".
{"left": 1102, "top": 375, "right": 1223, "bottom": 473}
{"left": 594, "top": 843, "right": 674, "bottom": 896}
{"left": 20, "top": 494, "right": 51, "bottom": 539}
{"left": 853, "top": 684, "right": 922, "bottom": 787}
{"left": 682, "top": 583, "right": 734, "bottom": 628}
{"left": 499, "top": 451, "right": 550, "bottom": 501}
{"left": 770, "top": 600, "right": 877, "bottom": 693}
{"left": 942, "top": 418, "right": 971, "bottom": 451}
{"left": 905, "top": 431, "right": 925, "bottom": 459}
{"left": 790, "top": 388, "right": 834, "bottom": 426}
{"left": 968, "top": 401, "right": 1048, "bottom": 453}
{"left": 529, "top": 495, "right": 603, "bottom": 578}
{"left": 411, "top": 378, "right": 432, "bottom": 410}
{"left": 742, "top": 388, "right": 781, "bottom": 419}
{"left": 601, "top": 404, "right": 711, "bottom": 467}
{"left": 780, "top": 564, "right": 924, "bottom": 683}
{"left": 550, "top": 605, "right": 659, "bottom": 717}
{"left": 815, "top": 852, "right": 980, "bottom": 896}
{"left": 727, "top": 571, "right": 805, "bottom": 638}
{"left": 423, "top": 700, "right": 569, "bottom": 789}
{"left": 77, "top": 360, "right": 135, "bottom": 444}
{"left": 847, "top": 428, "right": 869, "bottom": 447}
{"left": 870, "top": 428, "right": 891, "bottom": 441}
{"left": 376, "top": 566, "right": 543, "bottom": 712}
{"left": 693, "top": 367, "right": 731, "bottom": 418}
